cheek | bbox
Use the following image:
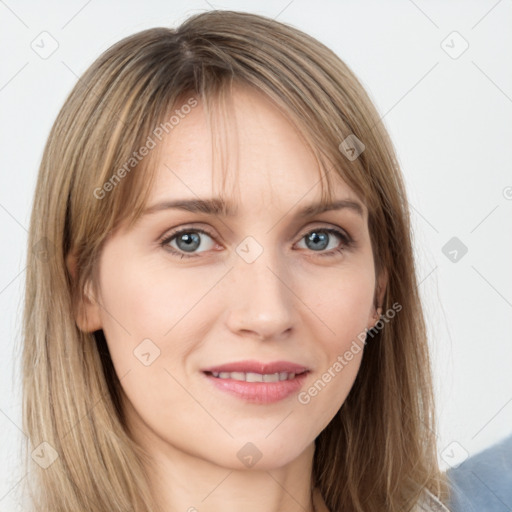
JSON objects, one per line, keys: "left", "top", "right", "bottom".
{"left": 94, "top": 252, "right": 177, "bottom": 375}
{"left": 95, "top": 255, "right": 197, "bottom": 422}
{"left": 96, "top": 250, "right": 222, "bottom": 385}
{"left": 293, "top": 262, "right": 374, "bottom": 426}
{"left": 303, "top": 259, "right": 376, "bottom": 344}
{"left": 98, "top": 251, "right": 196, "bottom": 338}
{"left": 297, "top": 307, "right": 367, "bottom": 435}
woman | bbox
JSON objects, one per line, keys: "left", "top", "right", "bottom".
{"left": 22, "top": 9, "right": 450, "bottom": 512}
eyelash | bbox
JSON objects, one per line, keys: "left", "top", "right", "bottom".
{"left": 158, "top": 226, "right": 353, "bottom": 260}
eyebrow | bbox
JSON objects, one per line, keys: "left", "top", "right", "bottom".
{"left": 142, "top": 197, "right": 364, "bottom": 218}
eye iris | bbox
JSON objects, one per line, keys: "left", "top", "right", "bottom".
{"left": 306, "top": 231, "right": 329, "bottom": 251}
{"left": 176, "top": 232, "right": 201, "bottom": 252}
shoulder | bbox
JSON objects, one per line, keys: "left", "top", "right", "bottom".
{"left": 414, "top": 488, "right": 451, "bottom": 512}
{"left": 447, "top": 434, "right": 512, "bottom": 512}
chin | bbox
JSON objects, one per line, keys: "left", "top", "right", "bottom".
{"left": 212, "top": 435, "right": 314, "bottom": 472}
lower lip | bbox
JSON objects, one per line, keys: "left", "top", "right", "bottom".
{"left": 203, "top": 372, "right": 309, "bottom": 404}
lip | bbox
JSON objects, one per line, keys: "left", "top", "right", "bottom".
{"left": 201, "top": 360, "right": 310, "bottom": 404}
{"left": 202, "top": 360, "right": 309, "bottom": 374}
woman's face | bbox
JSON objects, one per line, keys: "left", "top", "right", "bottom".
{"left": 81, "top": 85, "right": 383, "bottom": 470}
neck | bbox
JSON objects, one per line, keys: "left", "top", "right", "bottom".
{"left": 136, "top": 432, "right": 319, "bottom": 512}
{"left": 122, "top": 394, "right": 330, "bottom": 512}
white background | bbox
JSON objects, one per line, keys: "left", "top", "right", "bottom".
{"left": 1, "top": 1, "right": 511, "bottom": 509}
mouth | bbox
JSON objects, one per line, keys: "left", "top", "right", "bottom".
{"left": 201, "top": 360, "right": 310, "bottom": 404}
{"left": 205, "top": 370, "right": 305, "bottom": 382}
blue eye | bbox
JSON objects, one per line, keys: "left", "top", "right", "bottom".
{"left": 159, "top": 227, "right": 352, "bottom": 259}
{"left": 160, "top": 228, "right": 216, "bottom": 258}
{"left": 296, "top": 228, "right": 351, "bottom": 257}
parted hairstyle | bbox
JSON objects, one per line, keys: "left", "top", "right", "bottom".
{"left": 22, "top": 9, "right": 449, "bottom": 512}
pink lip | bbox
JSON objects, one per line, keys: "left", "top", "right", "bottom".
{"left": 202, "top": 360, "right": 308, "bottom": 374}
{"left": 201, "top": 360, "right": 310, "bottom": 404}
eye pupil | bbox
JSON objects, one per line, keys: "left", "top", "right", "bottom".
{"left": 176, "top": 232, "right": 201, "bottom": 252}
{"left": 306, "top": 231, "right": 329, "bottom": 251}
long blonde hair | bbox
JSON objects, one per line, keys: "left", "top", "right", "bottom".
{"left": 22, "top": 10, "right": 449, "bottom": 511}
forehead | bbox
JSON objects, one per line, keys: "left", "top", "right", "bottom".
{"left": 147, "top": 85, "right": 364, "bottom": 217}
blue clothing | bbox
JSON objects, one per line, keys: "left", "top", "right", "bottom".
{"left": 448, "top": 434, "right": 512, "bottom": 512}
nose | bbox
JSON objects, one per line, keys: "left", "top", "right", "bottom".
{"left": 224, "top": 248, "right": 297, "bottom": 341}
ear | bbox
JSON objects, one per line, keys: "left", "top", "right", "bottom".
{"left": 367, "top": 267, "right": 388, "bottom": 329}
{"left": 66, "top": 252, "right": 103, "bottom": 333}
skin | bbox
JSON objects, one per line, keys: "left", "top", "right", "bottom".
{"left": 73, "top": 84, "right": 386, "bottom": 512}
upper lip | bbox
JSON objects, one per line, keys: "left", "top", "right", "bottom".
{"left": 202, "top": 360, "right": 309, "bottom": 375}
